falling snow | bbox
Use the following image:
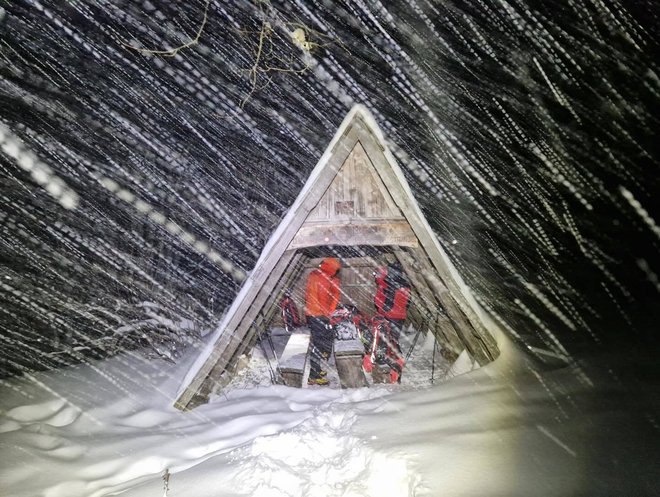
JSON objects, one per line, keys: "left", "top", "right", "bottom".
{"left": 1, "top": 0, "right": 658, "bottom": 495}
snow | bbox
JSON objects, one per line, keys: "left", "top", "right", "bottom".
{"left": 2, "top": 316, "right": 657, "bottom": 497}
{"left": 334, "top": 338, "right": 364, "bottom": 356}
{"left": 1, "top": 2, "right": 659, "bottom": 495}
{"left": 278, "top": 332, "right": 310, "bottom": 373}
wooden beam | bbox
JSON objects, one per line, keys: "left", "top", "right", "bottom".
{"left": 436, "top": 314, "right": 465, "bottom": 357}
{"left": 395, "top": 249, "right": 464, "bottom": 354}
{"left": 175, "top": 250, "right": 298, "bottom": 410}
{"left": 306, "top": 256, "right": 380, "bottom": 268}
{"left": 232, "top": 253, "right": 310, "bottom": 383}
{"left": 289, "top": 220, "right": 417, "bottom": 249}
{"left": 261, "top": 252, "right": 305, "bottom": 328}
{"left": 406, "top": 302, "right": 425, "bottom": 331}
{"left": 237, "top": 253, "right": 308, "bottom": 373}
{"left": 197, "top": 250, "right": 299, "bottom": 400}
{"left": 393, "top": 249, "right": 436, "bottom": 320}
{"left": 409, "top": 245, "right": 493, "bottom": 365}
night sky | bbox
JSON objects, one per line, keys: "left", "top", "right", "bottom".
{"left": 1, "top": 0, "right": 658, "bottom": 389}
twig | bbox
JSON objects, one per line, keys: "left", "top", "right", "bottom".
{"left": 250, "top": 19, "right": 270, "bottom": 88}
{"left": 162, "top": 468, "right": 170, "bottom": 497}
{"left": 238, "top": 0, "right": 347, "bottom": 106}
{"left": 120, "top": 0, "right": 212, "bottom": 57}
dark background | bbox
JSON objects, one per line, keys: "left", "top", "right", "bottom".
{"left": 0, "top": 0, "right": 658, "bottom": 389}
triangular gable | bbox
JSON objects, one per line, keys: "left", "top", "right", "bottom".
{"left": 174, "top": 104, "right": 498, "bottom": 410}
{"left": 306, "top": 142, "right": 401, "bottom": 221}
{"left": 289, "top": 140, "right": 418, "bottom": 249}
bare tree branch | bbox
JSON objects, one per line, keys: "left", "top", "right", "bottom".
{"left": 120, "top": 0, "right": 212, "bottom": 57}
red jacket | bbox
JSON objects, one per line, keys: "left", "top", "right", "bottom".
{"left": 305, "top": 257, "right": 341, "bottom": 317}
{"left": 374, "top": 265, "right": 410, "bottom": 320}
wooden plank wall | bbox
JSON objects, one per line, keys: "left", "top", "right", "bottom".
{"left": 272, "top": 256, "right": 386, "bottom": 323}
{"left": 340, "top": 258, "right": 380, "bottom": 317}
{"left": 306, "top": 143, "right": 399, "bottom": 222}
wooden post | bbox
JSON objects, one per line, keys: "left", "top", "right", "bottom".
{"left": 395, "top": 249, "right": 464, "bottom": 356}
{"left": 410, "top": 246, "right": 493, "bottom": 366}
{"left": 334, "top": 339, "right": 368, "bottom": 388}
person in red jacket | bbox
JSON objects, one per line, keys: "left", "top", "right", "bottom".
{"left": 372, "top": 261, "right": 410, "bottom": 381}
{"left": 374, "top": 261, "right": 410, "bottom": 339}
{"left": 305, "top": 257, "right": 341, "bottom": 385}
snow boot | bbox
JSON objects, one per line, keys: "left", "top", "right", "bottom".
{"left": 307, "top": 377, "right": 329, "bottom": 386}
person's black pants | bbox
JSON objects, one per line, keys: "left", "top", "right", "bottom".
{"left": 307, "top": 316, "right": 332, "bottom": 378}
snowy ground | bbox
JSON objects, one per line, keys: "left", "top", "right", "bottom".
{"left": 1, "top": 320, "right": 658, "bottom": 496}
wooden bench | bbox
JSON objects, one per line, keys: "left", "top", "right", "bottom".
{"left": 277, "top": 332, "right": 311, "bottom": 388}
{"left": 334, "top": 339, "right": 368, "bottom": 388}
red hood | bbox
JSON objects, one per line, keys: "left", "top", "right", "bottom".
{"left": 320, "top": 257, "right": 341, "bottom": 276}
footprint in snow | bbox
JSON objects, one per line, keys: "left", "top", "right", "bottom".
{"left": 230, "top": 406, "right": 420, "bottom": 497}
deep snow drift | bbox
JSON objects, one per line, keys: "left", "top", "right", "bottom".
{"left": 1, "top": 318, "right": 658, "bottom": 497}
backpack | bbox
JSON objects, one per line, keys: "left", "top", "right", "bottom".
{"left": 329, "top": 304, "right": 367, "bottom": 341}
{"left": 279, "top": 294, "right": 302, "bottom": 332}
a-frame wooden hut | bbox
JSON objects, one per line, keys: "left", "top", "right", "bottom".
{"left": 174, "top": 105, "right": 499, "bottom": 410}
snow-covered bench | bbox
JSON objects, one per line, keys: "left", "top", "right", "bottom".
{"left": 277, "top": 332, "right": 311, "bottom": 387}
